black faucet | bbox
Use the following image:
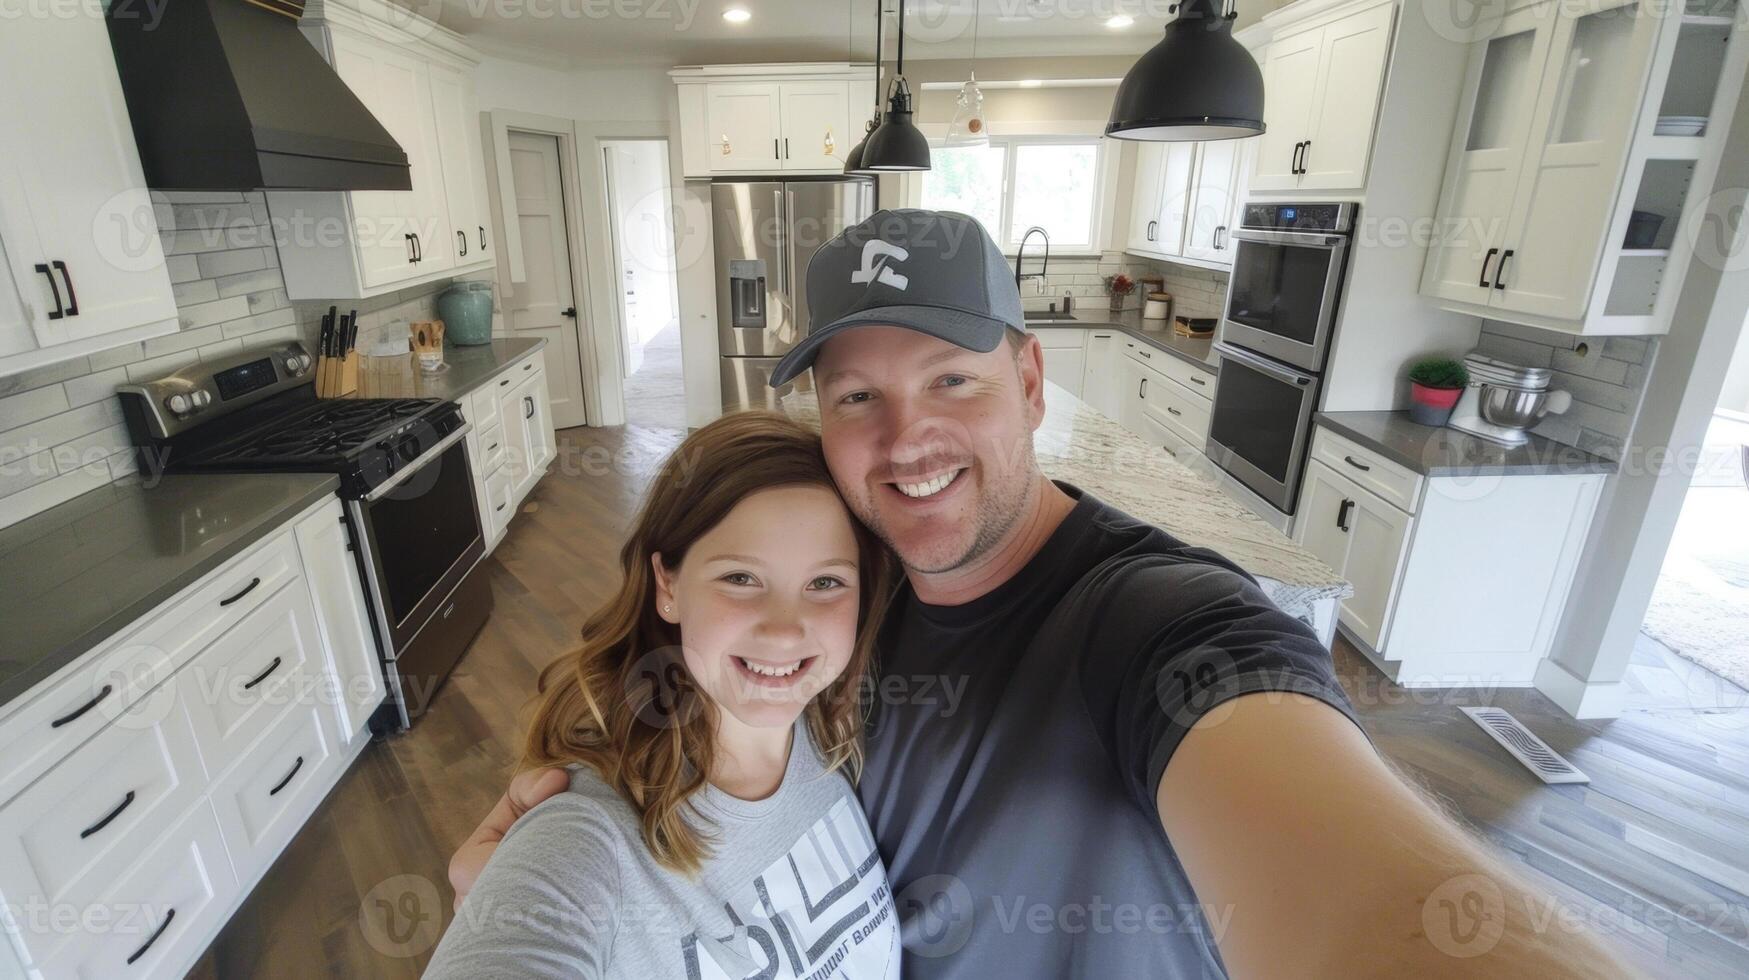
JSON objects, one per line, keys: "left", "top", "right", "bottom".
{"left": 1016, "top": 226, "right": 1049, "bottom": 294}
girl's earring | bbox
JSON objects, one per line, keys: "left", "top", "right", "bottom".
{"left": 663, "top": 603, "right": 673, "bottom": 615}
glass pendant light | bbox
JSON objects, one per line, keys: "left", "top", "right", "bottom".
{"left": 1106, "top": 0, "right": 1265, "bottom": 141}
{"left": 862, "top": 0, "right": 930, "bottom": 171}
{"left": 945, "top": 1, "right": 987, "bottom": 147}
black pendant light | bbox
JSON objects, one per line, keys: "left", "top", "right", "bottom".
{"left": 843, "top": 0, "right": 881, "bottom": 174}
{"left": 862, "top": 0, "right": 930, "bottom": 171}
{"left": 1106, "top": 0, "right": 1265, "bottom": 141}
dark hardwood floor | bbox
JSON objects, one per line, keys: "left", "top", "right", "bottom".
{"left": 188, "top": 424, "right": 1749, "bottom": 978}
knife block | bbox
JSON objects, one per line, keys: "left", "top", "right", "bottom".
{"left": 316, "top": 350, "right": 358, "bottom": 398}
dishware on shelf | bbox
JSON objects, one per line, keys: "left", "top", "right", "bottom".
{"left": 1624, "top": 210, "right": 1665, "bottom": 249}
{"left": 1653, "top": 115, "right": 1706, "bottom": 136}
{"left": 1446, "top": 352, "right": 1572, "bottom": 446}
{"left": 315, "top": 305, "right": 360, "bottom": 398}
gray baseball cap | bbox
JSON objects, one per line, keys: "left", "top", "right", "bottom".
{"left": 769, "top": 208, "right": 1025, "bottom": 387}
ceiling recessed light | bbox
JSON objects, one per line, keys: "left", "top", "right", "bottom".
{"left": 1105, "top": 14, "right": 1134, "bottom": 29}
{"left": 723, "top": 7, "right": 751, "bottom": 23}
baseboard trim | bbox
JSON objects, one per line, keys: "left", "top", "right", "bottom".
{"left": 1534, "top": 656, "right": 1625, "bottom": 719}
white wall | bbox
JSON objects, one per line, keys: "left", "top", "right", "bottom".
{"left": 474, "top": 57, "right": 670, "bottom": 123}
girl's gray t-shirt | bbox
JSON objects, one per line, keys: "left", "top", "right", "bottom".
{"left": 424, "top": 722, "right": 900, "bottom": 979}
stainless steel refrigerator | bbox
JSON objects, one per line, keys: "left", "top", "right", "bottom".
{"left": 713, "top": 178, "right": 875, "bottom": 412}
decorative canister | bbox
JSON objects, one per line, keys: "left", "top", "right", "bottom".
{"left": 437, "top": 280, "right": 494, "bottom": 346}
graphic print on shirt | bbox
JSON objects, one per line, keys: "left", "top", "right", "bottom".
{"left": 682, "top": 797, "right": 898, "bottom": 980}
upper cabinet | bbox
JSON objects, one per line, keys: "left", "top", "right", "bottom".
{"left": 1248, "top": 0, "right": 1396, "bottom": 192}
{"left": 269, "top": 0, "right": 495, "bottom": 300}
{"left": 672, "top": 65, "right": 875, "bottom": 178}
{"left": 1125, "top": 140, "right": 1247, "bottom": 269}
{"left": 0, "top": 5, "right": 177, "bottom": 378}
{"left": 1421, "top": 0, "right": 1746, "bottom": 335}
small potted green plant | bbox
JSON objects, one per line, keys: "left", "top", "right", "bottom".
{"left": 1407, "top": 357, "right": 1469, "bottom": 426}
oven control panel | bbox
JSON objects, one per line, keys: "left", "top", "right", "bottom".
{"left": 1240, "top": 202, "right": 1356, "bottom": 234}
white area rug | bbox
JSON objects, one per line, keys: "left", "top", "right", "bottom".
{"left": 1642, "top": 484, "right": 1749, "bottom": 693}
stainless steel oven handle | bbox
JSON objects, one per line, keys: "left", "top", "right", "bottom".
{"left": 1215, "top": 342, "right": 1317, "bottom": 386}
{"left": 364, "top": 423, "right": 473, "bottom": 502}
{"left": 1229, "top": 228, "right": 1345, "bottom": 249}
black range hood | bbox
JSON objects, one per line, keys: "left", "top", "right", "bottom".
{"left": 107, "top": 0, "right": 411, "bottom": 191}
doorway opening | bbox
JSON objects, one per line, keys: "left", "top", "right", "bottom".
{"left": 504, "top": 129, "right": 589, "bottom": 430}
{"left": 602, "top": 139, "right": 684, "bottom": 430}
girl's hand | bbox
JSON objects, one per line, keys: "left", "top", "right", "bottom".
{"left": 447, "top": 768, "right": 570, "bottom": 910}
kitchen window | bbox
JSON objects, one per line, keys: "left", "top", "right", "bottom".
{"left": 916, "top": 135, "right": 1109, "bottom": 254}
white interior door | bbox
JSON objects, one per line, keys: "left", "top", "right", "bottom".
{"left": 505, "top": 131, "right": 587, "bottom": 429}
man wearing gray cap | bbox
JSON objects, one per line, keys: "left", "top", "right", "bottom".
{"left": 453, "top": 209, "right": 1626, "bottom": 977}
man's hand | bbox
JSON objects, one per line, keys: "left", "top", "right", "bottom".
{"left": 448, "top": 768, "right": 570, "bottom": 910}
{"left": 1158, "top": 693, "right": 1632, "bottom": 978}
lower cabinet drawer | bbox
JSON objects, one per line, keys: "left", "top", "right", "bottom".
{"left": 470, "top": 382, "right": 501, "bottom": 431}
{"left": 177, "top": 581, "right": 324, "bottom": 778}
{"left": 485, "top": 464, "right": 515, "bottom": 538}
{"left": 0, "top": 687, "right": 207, "bottom": 959}
{"left": 30, "top": 802, "right": 239, "bottom": 979}
{"left": 477, "top": 420, "right": 507, "bottom": 476}
{"left": 1143, "top": 372, "right": 1210, "bottom": 448}
{"left": 209, "top": 701, "right": 339, "bottom": 887}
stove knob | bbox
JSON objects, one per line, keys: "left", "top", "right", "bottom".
{"left": 166, "top": 393, "right": 190, "bottom": 415}
{"left": 192, "top": 389, "right": 212, "bottom": 408}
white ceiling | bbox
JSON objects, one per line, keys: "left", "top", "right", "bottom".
{"left": 420, "top": 0, "right": 1205, "bottom": 68}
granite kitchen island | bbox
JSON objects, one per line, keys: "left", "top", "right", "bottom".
{"left": 783, "top": 380, "right": 1351, "bottom": 639}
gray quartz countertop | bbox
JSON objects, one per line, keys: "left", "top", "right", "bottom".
{"left": 1029, "top": 308, "right": 1221, "bottom": 373}
{"left": 0, "top": 472, "right": 339, "bottom": 711}
{"left": 352, "top": 337, "right": 548, "bottom": 402}
{"left": 1316, "top": 411, "right": 1619, "bottom": 477}
{"left": 784, "top": 381, "right": 1350, "bottom": 619}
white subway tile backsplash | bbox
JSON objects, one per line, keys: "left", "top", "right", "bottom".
{"left": 1476, "top": 319, "right": 1656, "bottom": 460}
{"left": 196, "top": 246, "right": 274, "bottom": 279}
{"left": 0, "top": 385, "right": 72, "bottom": 430}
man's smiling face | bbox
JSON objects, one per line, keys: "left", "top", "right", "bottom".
{"left": 813, "top": 325, "right": 1046, "bottom": 575}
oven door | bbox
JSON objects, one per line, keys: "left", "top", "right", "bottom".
{"left": 1206, "top": 343, "right": 1320, "bottom": 515}
{"left": 353, "top": 433, "right": 485, "bottom": 654}
{"left": 1221, "top": 228, "right": 1348, "bottom": 373}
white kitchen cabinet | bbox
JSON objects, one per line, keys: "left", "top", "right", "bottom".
{"left": 1126, "top": 143, "right": 1168, "bottom": 253}
{"left": 507, "top": 364, "right": 557, "bottom": 503}
{"left": 1420, "top": 0, "right": 1735, "bottom": 335}
{"left": 1183, "top": 140, "right": 1242, "bottom": 262}
{"left": 0, "top": 4, "right": 177, "bottom": 378}
{"left": 293, "top": 498, "right": 385, "bottom": 744}
{"left": 461, "top": 349, "right": 557, "bottom": 550}
{"left": 1030, "top": 327, "right": 1087, "bottom": 399}
{"left": 1296, "top": 458, "right": 1413, "bottom": 651}
{"left": 1080, "top": 330, "right": 1121, "bottom": 419}
{"left": 673, "top": 67, "right": 875, "bottom": 178}
{"left": 1249, "top": 0, "right": 1396, "bottom": 192}
{"left": 1124, "top": 142, "right": 1196, "bottom": 261}
{"left": 270, "top": 0, "right": 496, "bottom": 299}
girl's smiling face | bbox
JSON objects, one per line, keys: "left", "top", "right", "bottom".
{"left": 653, "top": 484, "right": 863, "bottom": 730}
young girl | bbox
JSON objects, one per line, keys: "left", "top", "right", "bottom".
{"left": 424, "top": 412, "right": 900, "bottom": 979}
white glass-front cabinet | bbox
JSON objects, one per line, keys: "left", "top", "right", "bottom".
{"left": 0, "top": 5, "right": 177, "bottom": 377}
{"left": 1423, "top": 0, "right": 1746, "bottom": 335}
{"left": 1248, "top": 0, "right": 1396, "bottom": 192}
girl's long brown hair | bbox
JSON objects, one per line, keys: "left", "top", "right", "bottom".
{"left": 521, "top": 411, "right": 893, "bottom": 874}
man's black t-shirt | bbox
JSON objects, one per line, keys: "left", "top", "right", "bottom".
{"left": 857, "top": 484, "right": 1358, "bottom": 978}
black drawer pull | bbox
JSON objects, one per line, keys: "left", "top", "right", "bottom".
{"left": 1479, "top": 247, "right": 1498, "bottom": 288}
{"left": 35, "top": 263, "right": 65, "bottom": 320}
{"left": 269, "top": 756, "right": 305, "bottom": 796}
{"left": 1494, "top": 249, "right": 1514, "bottom": 290}
{"left": 1190, "top": 375, "right": 1207, "bottom": 386}
{"left": 52, "top": 684, "right": 112, "bottom": 728}
{"left": 1138, "top": 349, "right": 1151, "bottom": 358}
{"left": 486, "top": 441, "right": 499, "bottom": 453}
{"left": 53, "top": 260, "right": 79, "bottom": 316}
{"left": 494, "top": 502, "right": 507, "bottom": 513}
{"left": 242, "top": 656, "right": 282, "bottom": 691}
{"left": 499, "top": 378, "right": 511, "bottom": 387}
{"left": 523, "top": 362, "right": 534, "bottom": 371}
{"left": 524, "top": 396, "right": 535, "bottom": 419}
{"left": 81, "top": 790, "right": 136, "bottom": 839}
{"left": 219, "top": 577, "right": 261, "bottom": 607}
{"left": 1342, "top": 455, "right": 1372, "bottom": 472}
{"left": 126, "top": 908, "right": 175, "bottom": 965}
{"left": 457, "top": 230, "right": 467, "bottom": 256}
{"left": 1337, "top": 498, "right": 1354, "bottom": 532}
{"left": 479, "top": 225, "right": 487, "bottom": 250}
{"left": 1166, "top": 406, "right": 1182, "bottom": 417}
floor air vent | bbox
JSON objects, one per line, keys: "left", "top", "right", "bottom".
{"left": 1460, "top": 707, "right": 1590, "bottom": 785}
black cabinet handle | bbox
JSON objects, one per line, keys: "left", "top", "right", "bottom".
{"left": 219, "top": 577, "right": 261, "bottom": 607}
{"left": 1479, "top": 247, "right": 1499, "bottom": 288}
{"left": 457, "top": 230, "right": 467, "bottom": 257}
{"left": 1343, "top": 455, "right": 1372, "bottom": 472}
{"left": 486, "top": 441, "right": 499, "bottom": 453}
{"left": 479, "top": 225, "right": 487, "bottom": 250}
{"left": 1337, "top": 498, "right": 1354, "bottom": 532}
{"left": 414, "top": 233, "right": 423, "bottom": 263}
{"left": 1494, "top": 249, "right": 1514, "bottom": 290}
{"left": 774, "top": 138, "right": 779, "bottom": 159}
{"left": 242, "top": 656, "right": 282, "bottom": 691}
{"left": 81, "top": 790, "right": 136, "bottom": 839}
{"left": 405, "top": 234, "right": 416, "bottom": 263}
{"left": 1166, "top": 406, "right": 1182, "bottom": 417}
{"left": 126, "top": 908, "right": 175, "bottom": 965}
{"left": 269, "top": 755, "right": 305, "bottom": 796}
{"left": 1138, "top": 349, "right": 1151, "bottom": 359}
{"left": 1146, "top": 219, "right": 1156, "bottom": 242}
{"left": 34, "top": 263, "right": 65, "bottom": 320}
{"left": 494, "top": 501, "right": 507, "bottom": 512}
{"left": 52, "top": 260, "right": 79, "bottom": 316}
{"left": 524, "top": 396, "right": 534, "bottom": 419}
{"left": 1214, "top": 225, "right": 1226, "bottom": 250}
{"left": 1291, "top": 141, "right": 1305, "bottom": 175}
{"left": 1138, "top": 377, "right": 1147, "bottom": 398}
{"left": 1300, "top": 140, "right": 1311, "bottom": 174}
{"left": 499, "top": 378, "right": 511, "bottom": 387}
{"left": 784, "top": 137, "right": 790, "bottom": 159}
{"left": 1190, "top": 375, "right": 1207, "bottom": 386}
{"left": 52, "top": 684, "right": 112, "bottom": 728}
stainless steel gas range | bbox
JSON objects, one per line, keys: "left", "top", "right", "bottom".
{"left": 118, "top": 340, "right": 491, "bottom": 732}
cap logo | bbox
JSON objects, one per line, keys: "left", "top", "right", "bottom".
{"left": 850, "top": 239, "right": 909, "bottom": 291}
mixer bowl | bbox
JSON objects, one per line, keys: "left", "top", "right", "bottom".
{"left": 1479, "top": 384, "right": 1549, "bottom": 428}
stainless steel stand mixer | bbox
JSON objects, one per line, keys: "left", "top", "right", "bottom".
{"left": 1447, "top": 353, "right": 1573, "bottom": 446}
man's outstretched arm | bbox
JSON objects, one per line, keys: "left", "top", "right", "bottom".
{"left": 1156, "top": 692, "right": 1631, "bottom": 978}
{"left": 448, "top": 767, "right": 569, "bottom": 910}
